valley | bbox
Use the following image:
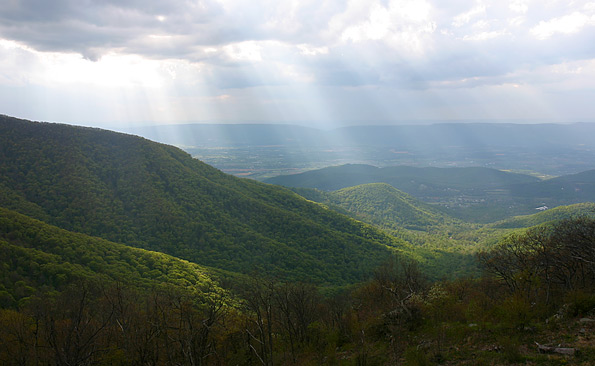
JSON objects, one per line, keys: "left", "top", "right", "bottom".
{"left": 125, "top": 123, "right": 595, "bottom": 179}
{"left": 1, "top": 115, "right": 594, "bottom": 365}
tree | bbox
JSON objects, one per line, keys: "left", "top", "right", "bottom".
{"left": 478, "top": 217, "right": 595, "bottom": 305}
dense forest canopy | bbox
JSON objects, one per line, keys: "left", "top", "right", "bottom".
{"left": 0, "top": 115, "right": 424, "bottom": 285}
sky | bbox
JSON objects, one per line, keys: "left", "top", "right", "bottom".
{"left": 1, "top": 0, "right": 595, "bottom": 129}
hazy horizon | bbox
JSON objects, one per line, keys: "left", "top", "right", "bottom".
{"left": 6, "top": 115, "right": 595, "bottom": 132}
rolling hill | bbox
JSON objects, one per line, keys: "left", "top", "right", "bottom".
{"left": 489, "top": 202, "right": 595, "bottom": 229}
{"left": 265, "top": 164, "right": 540, "bottom": 193}
{"left": 293, "top": 183, "right": 459, "bottom": 232}
{"left": 292, "top": 183, "right": 595, "bottom": 259}
{"left": 266, "top": 164, "right": 595, "bottom": 222}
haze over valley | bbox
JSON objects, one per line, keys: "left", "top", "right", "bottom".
{"left": 125, "top": 123, "right": 595, "bottom": 179}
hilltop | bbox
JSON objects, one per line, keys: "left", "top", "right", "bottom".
{"left": 293, "top": 183, "right": 458, "bottom": 232}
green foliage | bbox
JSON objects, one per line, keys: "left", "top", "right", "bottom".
{"left": 479, "top": 217, "right": 595, "bottom": 308}
{"left": 267, "top": 163, "right": 595, "bottom": 223}
{"left": 296, "top": 183, "right": 458, "bottom": 232}
{"left": 0, "top": 115, "right": 416, "bottom": 285}
{"left": 0, "top": 206, "right": 226, "bottom": 304}
{"left": 490, "top": 202, "right": 595, "bottom": 229}
{"left": 564, "top": 290, "right": 595, "bottom": 317}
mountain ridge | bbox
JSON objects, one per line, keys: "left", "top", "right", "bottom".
{"left": 0, "top": 115, "right": 412, "bottom": 285}
{"left": 265, "top": 164, "right": 595, "bottom": 222}
{"left": 265, "top": 164, "right": 540, "bottom": 192}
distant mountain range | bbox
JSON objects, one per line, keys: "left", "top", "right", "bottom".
{"left": 124, "top": 122, "right": 595, "bottom": 149}
{"left": 267, "top": 164, "right": 541, "bottom": 191}
{"left": 122, "top": 122, "right": 595, "bottom": 178}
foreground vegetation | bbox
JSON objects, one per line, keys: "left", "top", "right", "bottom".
{"left": 1, "top": 217, "right": 593, "bottom": 365}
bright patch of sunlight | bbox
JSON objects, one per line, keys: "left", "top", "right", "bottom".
{"left": 223, "top": 41, "right": 266, "bottom": 62}
{"left": 44, "top": 53, "right": 171, "bottom": 88}
{"left": 297, "top": 44, "right": 329, "bottom": 56}
{"left": 0, "top": 39, "right": 178, "bottom": 89}
{"left": 462, "top": 30, "right": 509, "bottom": 41}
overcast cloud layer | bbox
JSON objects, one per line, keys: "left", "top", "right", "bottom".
{"left": 1, "top": 0, "right": 594, "bottom": 128}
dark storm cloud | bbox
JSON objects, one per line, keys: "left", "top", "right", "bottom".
{"left": 0, "top": 0, "right": 231, "bottom": 60}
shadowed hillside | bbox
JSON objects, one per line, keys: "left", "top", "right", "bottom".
{"left": 265, "top": 164, "right": 540, "bottom": 192}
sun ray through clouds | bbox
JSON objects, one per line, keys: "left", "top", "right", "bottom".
{"left": 0, "top": 0, "right": 594, "bottom": 132}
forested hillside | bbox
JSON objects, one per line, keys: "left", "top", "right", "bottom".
{"left": 292, "top": 184, "right": 595, "bottom": 263}
{"left": 1, "top": 216, "right": 593, "bottom": 365}
{"left": 293, "top": 183, "right": 458, "bottom": 232}
{"left": 0, "top": 115, "right": 414, "bottom": 285}
{"left": 267, "top": 164, "right": 595, "bottom": 221}
{"left": 490, "top": 202, "right": 595, "bottom": 229}
{"left": 265, "top": 164, "right": 540, "bottom": 192}
{"left": 1, "top": 115, "right": 594, "bottom": 364}
{"left": 0, "top": 207, "right": 227, "bottom": 308}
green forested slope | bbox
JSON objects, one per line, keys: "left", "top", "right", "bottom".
{"left": 265, "top": 164, "right": 539, "bottom": 192}
{"left": 508, "top": 169, "right": 595, "bottom": 200}
{"left": 293, "top": 183, "right": 468, "bottom": 250}
{"left": 291, "top": 183, "right": 595, "bottom": 277}
{"left": 0, "top": 206, "right": 226, "bottom": 307}
{"left": 490, "top": 202, "right": 595, "bottom": 229}
{"left": 0, "top": 116, "right": 410, "bottom": 285}
{"left": 293, "top": 184, "right": 480, "bottom": 278}
{"left": 294, "top": 183, "right": 458, "bottom": 231}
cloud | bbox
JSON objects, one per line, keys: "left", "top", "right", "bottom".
{"left": 0, "top": 0, "right": 594, "bottom": 125}
{"left": 530, "top": 11, "right": 595, "bottom": 40}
